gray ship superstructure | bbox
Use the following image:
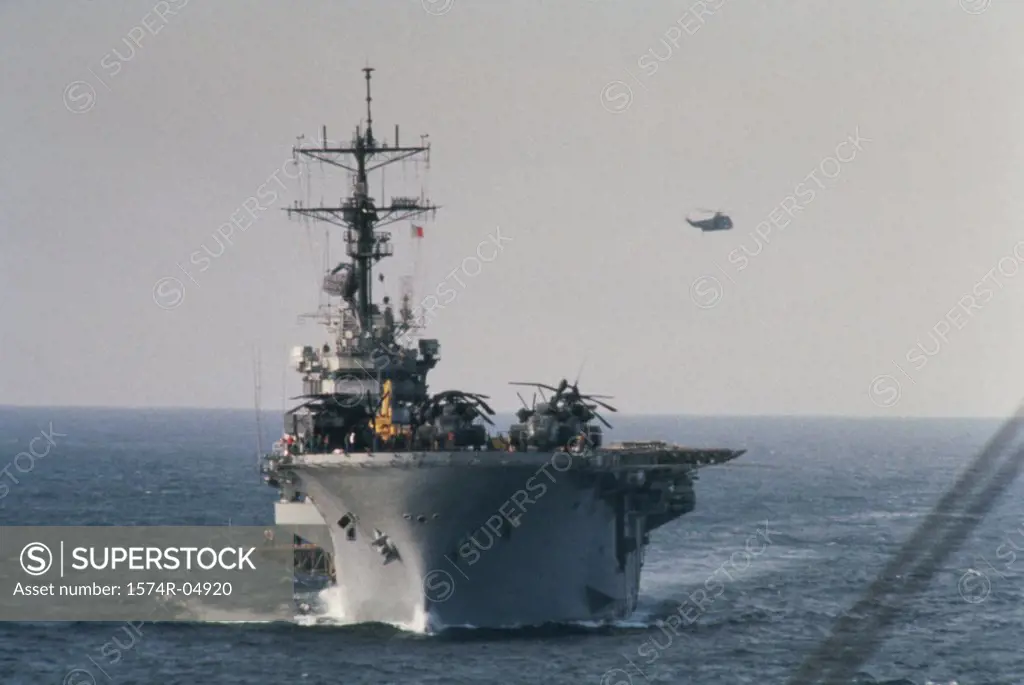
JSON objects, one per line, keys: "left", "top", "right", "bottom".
{"left": 261, "top": 68, "right": 744, "bottom": 631}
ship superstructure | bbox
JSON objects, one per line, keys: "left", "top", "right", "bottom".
{"left": 261, "top": 68, "right": 744, "bottom": 631}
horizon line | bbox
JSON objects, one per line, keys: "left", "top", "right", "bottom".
{"left": 0, "top": 403, "right": 1013, "bottom": 421}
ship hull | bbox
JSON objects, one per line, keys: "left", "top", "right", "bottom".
{"left": 290, "top": 451, "right": 651, "bottom": 630}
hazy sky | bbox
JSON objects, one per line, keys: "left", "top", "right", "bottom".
{"left": 3, "top": 0, "right": 1023, "bottom": 416}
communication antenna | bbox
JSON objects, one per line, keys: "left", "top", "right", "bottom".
{"left": 399, "top": 276, "right": 415, "bottom": 331}
{"left": 252, "top": 345, "right": 264, "bottom": 473}
{"left": 574, "top": 357, "right": 588, "bottom": 386}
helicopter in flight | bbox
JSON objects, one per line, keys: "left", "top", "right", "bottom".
{"left": 686, "top": 208, "right": 734, "bottom": 232}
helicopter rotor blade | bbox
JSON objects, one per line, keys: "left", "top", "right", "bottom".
{"left": 509, "top": 382, "right": 559, "bottom": 393}
{"left": 516, "top": 392, "right": 529, "bottom": 409}
{"left": 593, "top": 411, "right": 613, "bottom": 429}
{"left": 453, "top": 391, "right": 493, "bottom": 410}
{"left": 584, "top": 397, "right": 618, "bottom": 412}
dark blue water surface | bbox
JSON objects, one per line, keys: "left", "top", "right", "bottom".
{"left": 0, "top": 407, "right": 1019, "bottom": 684}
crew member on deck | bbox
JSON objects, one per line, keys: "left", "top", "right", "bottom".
{"left": 382, "top": 297, "right": 395, "bottom": 337}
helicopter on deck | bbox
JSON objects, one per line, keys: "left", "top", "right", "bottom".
{"left": 686, "top": 209, "right": 734, "bottom": 232}
{"left": 411, "top": 389, "right": 495, "bottom": 449}
{"left": 506, "top": 378, "right": 617, "bottom": 452}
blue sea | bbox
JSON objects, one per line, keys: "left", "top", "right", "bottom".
{"left": 0, "top": 407, "right": 1020, "bottom": 684}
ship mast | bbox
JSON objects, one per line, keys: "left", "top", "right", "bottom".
{"left": 287, "top": 67, "right": 438, "bottom": 338}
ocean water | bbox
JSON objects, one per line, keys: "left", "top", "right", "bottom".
{"left": 0, "top": 406, "right": 1021, "bottom": 685}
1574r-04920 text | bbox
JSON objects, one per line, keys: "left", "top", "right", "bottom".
{"left": 127, "top": 581, "right": 232, "bottom": 596}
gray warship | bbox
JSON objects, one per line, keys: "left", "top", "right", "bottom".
{"left": 260, "top": 68, "right": 745, "bottom": 631}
